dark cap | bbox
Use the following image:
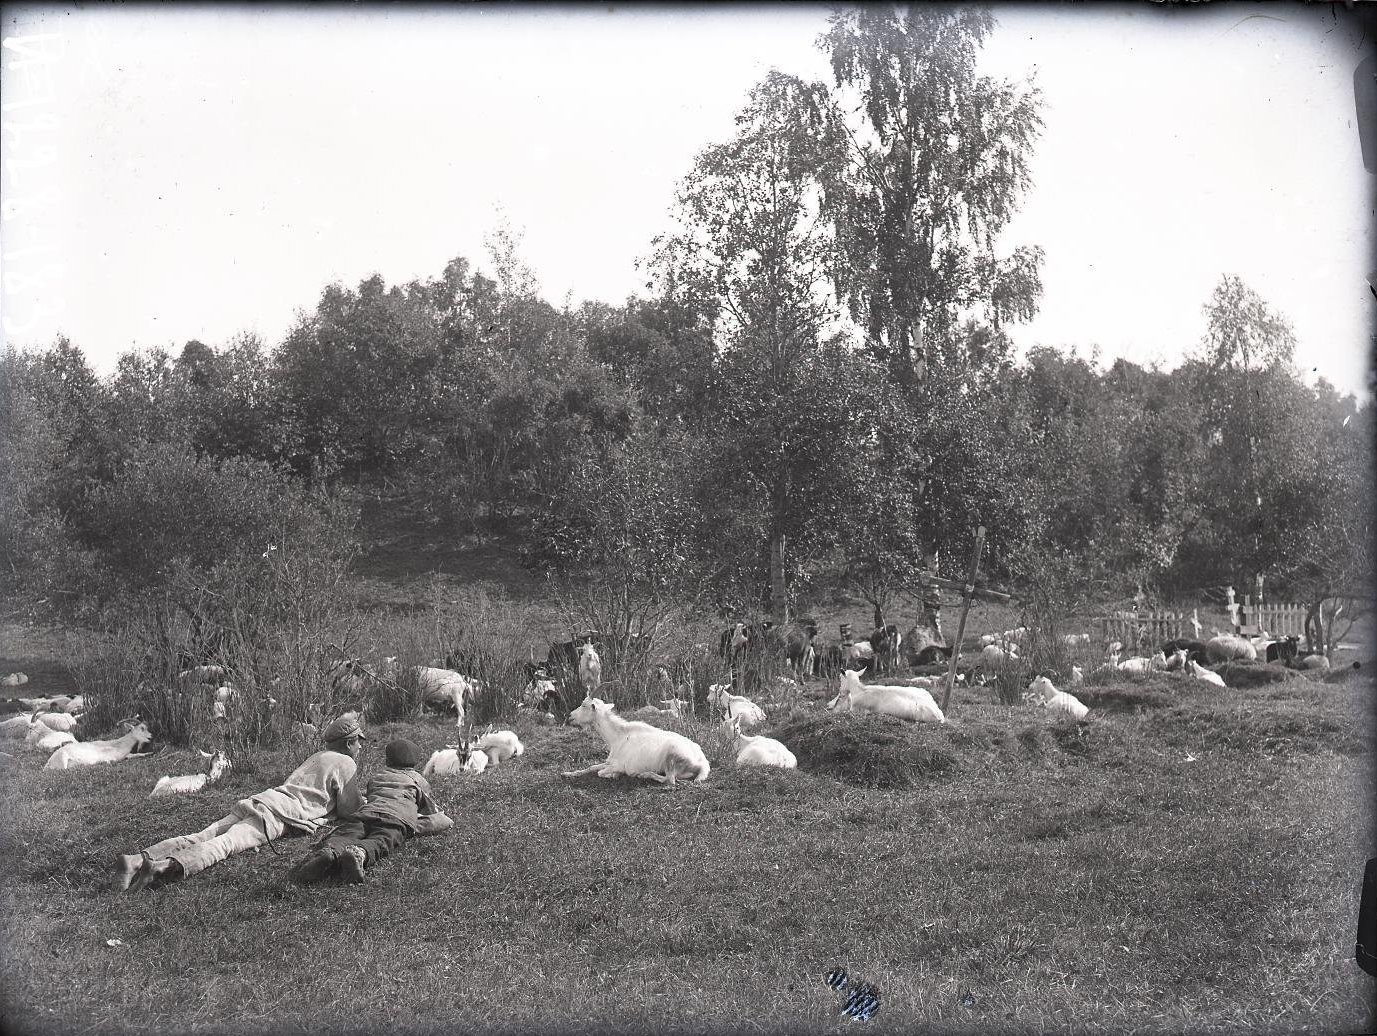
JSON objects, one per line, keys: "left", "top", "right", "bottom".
{"left": 321, "top": 712, "right": 364, "bottom": 744}
{"left": 385, "top": 738, "right": 425, "bottom": 769}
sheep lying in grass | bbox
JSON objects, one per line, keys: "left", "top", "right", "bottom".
{"left": 706, "top": 684, "right": 766, "bottom": 728}
{"left": 830, "top": 669, "right": 945, "bottom": 724}
{"left": 28, "top": 726, "right": 76, "bottom": 753}
{"left": 475, "top": 729, "right": 524, "bottom": 766}
{"left": 725, "top": 715, "right": 797, "bottom": 770}
{"left": 1186, "top": 660, "right": 1227, "bottom": 688}
{"left": 1, "top": 672, "right": 29, "bottom": 687}
{"left": 1024, "top": 675, "right": 1089, "bottom": 720}
{"left": 36, "top": 710, "right": 78, "bottom": 733}
{"left": 150, "top": 750, "right": 232, "bottom": 797}
{"left": 1205, "top": 635, "right": 1257, "bottom": 663}
{"left": 45, "top": 720, "right": 152, "bottom": 770}
{"left": 0, "top": 713, "right": 41, "bottom": 739}
{"left": 562, "top": 695, "right": 710, "bottom": 786}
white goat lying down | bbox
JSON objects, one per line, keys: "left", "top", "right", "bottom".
{"left": 1117, "top": 651, "right": 1168, "bottom": 675}
{"left": 706, "top": 684, "right": 766, "bottom": 728}
{"left": 27, "top": 725, "right": 77, "bottom": 753}
{"left": 830, "top": 669, "right": 946, "bottom": 724}
{"left": 563, "top": 695, "right": 710, "bottom": 786}
{"left": 631, "top": 697, "right": 690, "bottom": 719}
{"left": 725, "top": 716, "right": 797, "bottom": 770}
{"left": 474, "top": 729, "right": 524, "bottom": 766}
{"left": 1024, "top": 675, "right": 1089, "bottom": 720}
{"left": 36, "top": 710, "right": 79, "bottom": 732}
{"left": 422, "top": 744, "right": 489, "bottom": 777}
{"left": 150, "top": 750, "right": 232, "bottom": 797}
{"left": 1185, "top": 660, "right": 1227, "bottom": 688}
{"left": 45, "top": 720, "right": 153, "bottom": 770}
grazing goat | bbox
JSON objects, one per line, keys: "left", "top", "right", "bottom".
{"left": 706, "top": 683, "right": 766, "bottom": 728}
{"left": 867, "top": 625, "right": 902, "bottom": 675}
{"left": 562, "top": 696, "right": 710, "bottom": 786}
{"left": 725, "top": 716, "right": 797, "bottom": 770}
{"left": 577, "top": 643, "right": 602, "bottom": 695}
{"left": 831, "top": 669, "right": 945, "bottom": 724}
{"left": 1186, "top": 660, "right": 1227, "bottom": 688}
{"left": 45, "top": 720, "right": 153, "bottom": 770}
{"left": 474, "top": 729, "right": 524, "bottom": 766}
{"left": 781, "top": 621, "right": 819, "bottom": 678}
{"left": 411, "top": 666, "right": 480, "bottom": 727}
{"left": 1205, "top": 635, "right": 1257, "bottom": 663}
{"left": 328, "top": 656, "right": 398, "bottom": 697}
{"left": 150, "top": 750, "right": 232, "bottom": 797}
{"left": 1024, "top": 675, "right": 1089, "bottom": 720}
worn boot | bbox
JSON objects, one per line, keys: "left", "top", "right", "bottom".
{"left": 338, "top": 845, "right": 366, "bottom": 885}
{"left": 289, "top": 849, "right": 338, "bottom": 886}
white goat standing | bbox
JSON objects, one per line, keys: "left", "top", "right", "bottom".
{"left": 1025, "top": 675, "right": 1089, "bottom": 720}
{"left": 150, "top": 750, "right": 232, "bottom": 797}
{"left": 831, "top": 669, "right": 946, "bottom": 724}
{"left": 577, "top": 643, "right": 602, "bottom": 695}
{"left": 725, "top": 716, "right": 797, "bottom": 770}
{"left": 1186, "top": 660, "right": 1228, "bottom": 688}
{"left": 706, "top": 683, "right": 766, "bottom": 728}
{"left": 562, "top": 696, "right": 710, "bottom": 786}
{"left": 45, "top": 720, "right": 153, "bottom": 770}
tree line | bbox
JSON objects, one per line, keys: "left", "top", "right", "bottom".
{"left": 1, "top": 7, "right": 1370, "bottom": 635}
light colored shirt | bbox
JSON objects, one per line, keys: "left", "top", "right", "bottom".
{"left": 232, "top": 749, "right": 362, "bottom": 835}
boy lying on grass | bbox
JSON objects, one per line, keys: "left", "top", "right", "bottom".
{"left": 117, "top": 713, "right": 367, "bottom": 893}
{"left": 289, "top": 737, "right": 453, "bottom": 884}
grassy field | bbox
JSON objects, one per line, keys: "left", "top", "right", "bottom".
{"left": 1, "top": 644, "right": 1373, "bottom": 1035}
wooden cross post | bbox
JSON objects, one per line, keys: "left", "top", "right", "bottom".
{"left": 941, "top": 526, "right": 986, "bottom": 714}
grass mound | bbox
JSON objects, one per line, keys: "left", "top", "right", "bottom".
{"left": 1215, "top": 661, "right": 1308, "bottom": 689}
{"left": 768, "top": 710, "right": 956, "bottom": 789}
{"left": 1076, "top": 681, "right": 1178, "bottom": 712}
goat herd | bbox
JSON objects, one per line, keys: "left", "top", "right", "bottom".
{"left": 0, "top": 620, "right": 1340, "bottom": 792}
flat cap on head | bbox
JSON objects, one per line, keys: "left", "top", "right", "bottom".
{"left": 384, "top": 738, "right": 425, "bottom": 769}
{"left": 320, "top": 712, "right": 364, "bottom": 744}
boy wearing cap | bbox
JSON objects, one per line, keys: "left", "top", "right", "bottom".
{"left": 116, "top": 712, "right": 367, "bottom": 892}
{"left": 290, "top": 737, "right": 452, "bottom": 885}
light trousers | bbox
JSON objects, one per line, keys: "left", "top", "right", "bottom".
{"left": 142, "top": 812, "right": 279, "bottom": 877}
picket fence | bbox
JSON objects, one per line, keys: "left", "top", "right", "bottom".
{"left": 1092, "top": 599, "right": 1310, "bottom": 648}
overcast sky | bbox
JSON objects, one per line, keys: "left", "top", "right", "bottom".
{"left": 1, "top": 3, "right": 1373, "bottom": 398}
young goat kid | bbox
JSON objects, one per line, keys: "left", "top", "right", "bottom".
{"left": 1024, "top": 675, "right": 1089, "bottom": 720}
{"left": 706, "top": 683, "right": 766, "bottom": 728}
{"left": 725, "top": 716, "right": 797, "bottom": 770}
{"left": 474, "top": 728, "right": 524, "bottom": 766}
{"left": 562, "top": 695, "right": 710, "bottom": 787}
{"left": 150, "top": 750, "right": 232, "bottom": 797}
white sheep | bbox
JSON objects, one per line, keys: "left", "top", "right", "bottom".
{"left": 1, "top": 672, "right": 29, "bottom": 687}
{"left": 61, "top": 695, "right": 84, "bottom": 714}
{"left": 44, "top": 720, "right": 153, "bottom": 770}
{"left": 980, "top": 643, "right": 1018, "bottom": 669}
{"left": 831, "top": 669, "right": 945, "bottom": 724}
{"left": 0, "top": 713, "right": 42, "bottom": 739}
{"left": 1296, "top": 653, "right": 1330, "bottom": 672}
{"left": 706, "top": 683, "right": 766, "bottom": 728}
{"left": 1205, "top": 635, "right": 1257, "bottom": 663}
{"left": 725, "top": 716, "right": 797, "bottom": 770}
{"left": 1186, "top": 660, "right": 1227, "bottom": 688}
{"left": 150, "top": 750, "right": 232, "bottom": 797}
{"left": 474, "top": 729, "right": 524, "bottom": 766}
{"left": 35, "top": 711, "right": 79, "bottom": 733}
{"left": 562, "top": 695, "right": 710, "bottom": 786}
{"left": 1025, "top": 675, "right": 1089, "bottom": 720}
{"left": 577, "top": 643, "right": 602, "bottom": 695}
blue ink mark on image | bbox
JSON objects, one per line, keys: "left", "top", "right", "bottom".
{"left": 824, "top": 967, "right": 850, "bottom": 991}
{"left": 842, "top": 981, "right": 881, "bottom": 1021}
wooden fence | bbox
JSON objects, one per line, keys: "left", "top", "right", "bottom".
{"left": 1094, "top": 610, "right": 1191, "bottom": 649}
{"left": 1242, "top": 599, "right": 1308, "bottom": 639}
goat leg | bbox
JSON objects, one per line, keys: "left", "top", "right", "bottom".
{"left": 561, "top": 764, "right": 605, "bottom": 779}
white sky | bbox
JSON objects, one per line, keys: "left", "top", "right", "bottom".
{"left": 1, "top": 3, "right": 1373, "bottom": 398}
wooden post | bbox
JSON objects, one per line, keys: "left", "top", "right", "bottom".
{"left": 941, "top": 526, "right": 985, "bottom": 714}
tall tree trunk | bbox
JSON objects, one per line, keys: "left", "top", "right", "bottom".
{"left": 768, "top": 532, "right": 789, "bottom": 623}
